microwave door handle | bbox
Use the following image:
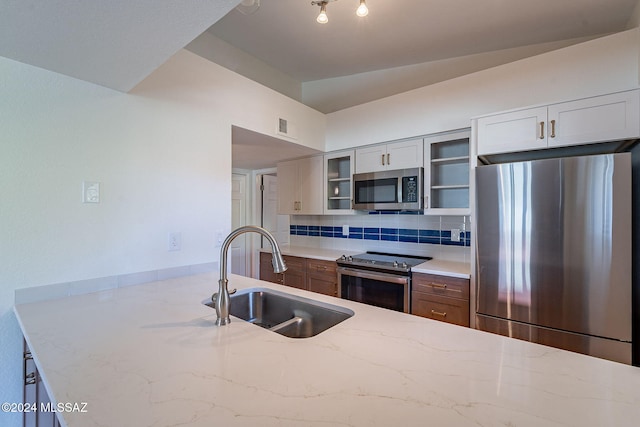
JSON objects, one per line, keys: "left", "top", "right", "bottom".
{"left": 397, "top": 177, "right": 402, "bottom": 205}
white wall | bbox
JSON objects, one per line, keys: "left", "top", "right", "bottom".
{"left": 0, "top": 49, "right": 325, "bottom": 423}
{"left": 325, "top": 29, "right": 640, "bottom": 151}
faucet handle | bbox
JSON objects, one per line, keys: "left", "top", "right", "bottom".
{"left": 229, "top": 288, "right": 237, "bottom": 295}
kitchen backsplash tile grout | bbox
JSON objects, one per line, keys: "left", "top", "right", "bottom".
{"left": 289, "top": 214, "right": 471, "bottom": 248}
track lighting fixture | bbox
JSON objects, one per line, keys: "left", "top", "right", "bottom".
{"left": 311, "top": 0, "right": 369, "bottom": 24}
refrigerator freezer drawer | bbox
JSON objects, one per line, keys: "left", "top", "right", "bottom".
{"left": 477, "top": 314, "right": 632, "bottom": 364}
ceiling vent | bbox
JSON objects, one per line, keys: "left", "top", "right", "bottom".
{"left": 277, "top": 117, "right": 297, "bottom": 140}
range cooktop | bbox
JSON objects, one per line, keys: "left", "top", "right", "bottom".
{"left": 336, "top": 251, "right": 431, "bottom": 274}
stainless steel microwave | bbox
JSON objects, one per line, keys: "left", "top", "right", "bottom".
{"left": 352, "top": 167, "right": 423, "bottom": 211}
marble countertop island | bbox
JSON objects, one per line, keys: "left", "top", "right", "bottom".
{"left": 15, "top": 273, "right": 640, "bottom": 426}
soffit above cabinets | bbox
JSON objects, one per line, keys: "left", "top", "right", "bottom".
{"left": 0, "top": 0, "right": 240, "bottom": 92}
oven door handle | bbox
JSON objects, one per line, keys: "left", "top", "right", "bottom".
{"left": 337, "top": 267, "right": 409, "bottom": 285}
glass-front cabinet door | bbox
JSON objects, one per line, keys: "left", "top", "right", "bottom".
{"left": 423, "top": 128, "right": 471, "bottom": 215}
{"left": 324, "top": 150, "right": 355, "bottom": 214}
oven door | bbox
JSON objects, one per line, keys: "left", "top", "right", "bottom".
{"left": 337, "top": 267, "right": 410, "bottom": 313}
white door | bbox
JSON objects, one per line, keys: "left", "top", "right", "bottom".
{"left": 385, "top": 139, "right": 423, "bottom": 169}
{"left": 231, "top": 173, "right": 249, "bottom": 276}
{"left": 355, "top": 144, "right": 387, "bottom": 173}
{"left": 476, "top": 107, "right": 548, "bottom": 155}
{"left": 262, "top": 174, "right": 289, "bottom": 247}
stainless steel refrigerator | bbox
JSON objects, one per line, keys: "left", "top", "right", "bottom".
{"left": 475, "top": 153, "right": 632, "bottom": 364}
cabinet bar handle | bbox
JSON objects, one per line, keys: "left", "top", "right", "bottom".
{"left": 431, "top": 309, "right": 447, "bottom": 317}
{"left": 429, "top": 283, "right": 447, "bottom": 289}
{"left": 550, "top": 119, "right": 556, "bottom": 138}
{"left": 381, "top": 154, "right": 385, "bottom": 165}
{"left": 387, "top": 153, "right": 390, "bottom": 165}
{"left": 539, "top": 121, "right": 545, "bottom": 139}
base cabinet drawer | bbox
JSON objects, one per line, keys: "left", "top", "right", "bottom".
{"left": 412, "top": 273, "right": 470, "bottom": 300}
{"left": 411, "top": 292, "right": 470, "bottom": 327}
{"left": 411, "top": 272, "right": 470, "bottom": 327}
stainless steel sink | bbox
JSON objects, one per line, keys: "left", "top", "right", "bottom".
{"left": 204, "top": 287, "right": 353, "bottom": 338}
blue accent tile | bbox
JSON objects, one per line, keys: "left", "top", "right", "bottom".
{"left": 364, "top": 234, "right": 380, "bottom": 241}
{"left": 364, "top": 227, "right": 379, "bottom": 234}
{"left": 297, "top": 225, "right": 308, "bottom": 232}
{"left": 321, "top": 231, "right": 333, "bottom": 238}
{"left": 321, "top": 226, "right": 333, "bottom": 232}
{"left": 419, "top": 229, "right": 440, "bottom": 238}
{"left": 309, "top": 231, "right": 320, "bottom": 237}
{"left": 381, "top": 228, "right": 398, "bottom": 235}
{"left": 419, "top": 236, "right": 440, "bottom": 244}
{"left": 381, "top": 234, "right": 398, "bottom": 242}
{"left": 442, "top": 239, "right": 465, "bottom": 247}
{"left": 399, "top": 211, "right": 420, "bottom": 215}
{"left": 349, "top": 227, "right": 363, "bottom": 233}
{"left": 297, "top": 230, "right": 308, "bottom": 236}
{"left": 333, "top": 226, "right": 343, "bottom": 232}
{"left": 399, "top": 235, "right": 419, "bottom": 243}
{"left": 335, "top": 234, "right": 348, "bottom": 239}
{"left": 309, "top": 226, "right": 320, "bottom": 232}
{"left": 380, "top": 210, "right": 399, "bottom": 215}
{"left": 348, "top": 233, "right": 363, "bottom": 240}
{"left": 399, "top": 228, "right": 418, "bottom": 236}
{"left": 368, "top": 211, "right": 380, "bottom": 215}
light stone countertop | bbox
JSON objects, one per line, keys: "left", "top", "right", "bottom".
{"left": 261, "top": 245, "right": 471, "bottom": 278}
{"left": 14, "top": 273, "right": 640, "bottom": 426}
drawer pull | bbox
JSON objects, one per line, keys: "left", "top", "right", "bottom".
{"left": 431, "top": 309, "right": 447, "bottom": 318}
{"left": 539, "top": 121, "right": 545, "bottom": 139}
{"left": 429, "top": 283, "right": 447, "bottom": 289}
{"left": 550, "top": 119, "right": 556, "bottom": 138}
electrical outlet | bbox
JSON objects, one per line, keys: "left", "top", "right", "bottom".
{"left": 168, "top": 232, "right": 181, "bottom": 251}
{"left": 82, "top": 181, "right": 100, "bottom": 203}
{"left": 451, "top": 229, "right": 461, "bottom": 242}
{"left": 342, "top": 224, "right": 349, "bottom": 237}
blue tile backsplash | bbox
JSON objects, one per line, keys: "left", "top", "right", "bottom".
{"left": 290, "top": 225, "right": 470, "bottom": 246}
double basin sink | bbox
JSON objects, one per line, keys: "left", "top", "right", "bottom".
{"left": 204, "top": 287, "right": 354, "bottom": 338}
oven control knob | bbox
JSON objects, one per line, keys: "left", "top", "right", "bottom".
{"left": 393, "top": 261, "right": 398, "bottom": 268}
{"left": 402, "top": 262, "right": 408, "bottom": 269}
{"left": 340, "top": 255, "right": 347, "bottom": 260}
{"left": 347, "top": 256, "right": 353, "bottom": 262}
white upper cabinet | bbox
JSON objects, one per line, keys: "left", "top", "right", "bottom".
{"left": 277, "top": 155, "right": 324, "bottom": 215}
{"left": 547, "top": 91, "right": 640, "bottom": 148}
{"left": 477, "top": 90, "right": 640, "bottom": 156}
{"left": 355, "top": 139, "right": 424, "bottom": 173}
{"left": 476, "top": 107, "right": 547, "bottom": 155}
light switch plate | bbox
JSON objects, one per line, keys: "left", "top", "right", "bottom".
{"left": 451, "top": 229, "right": 461, "bottom": 242}
{"left": 342, "top": 224, "right": 349, "bottom": 236}
{"left": 82, "top": 181, "right": 100, "bottom": 203}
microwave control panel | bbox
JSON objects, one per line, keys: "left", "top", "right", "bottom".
{"left": 402, "top": 176, "right": 418, "bottom": 203}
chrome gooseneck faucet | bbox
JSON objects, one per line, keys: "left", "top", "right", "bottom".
{"left": 214, "top": 225, "right": 287, "bottom": 326}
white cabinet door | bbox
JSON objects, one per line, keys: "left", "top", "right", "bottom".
{"left": 386, "top": 139, "right": 424, "bottom": 169}
{"left": 277, "top": 156, "right": 324, "bottom": 215}
{"left": 477, "top": 107, "right": 547, "bottom": 155}
{"left": 298, "top": 156, "right": 324, "bottom": 215}
{"left": 276, "top": 159, "right": 298, "bottom": 215}
{"left": 356, "top": 139, "right": 424, "bottom": 173}
{"left": 548, "top": 91, "right": 640, "bottom": 148}
{"left": 355, "top": 144, "right": 387, "bottom": 173}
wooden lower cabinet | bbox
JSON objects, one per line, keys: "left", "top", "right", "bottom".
{"left": 307, "top": 259, "right": 338, "bottom": 297}
{"left": 259, "top": 252, "right": 337, "bottom": 296}
{"left": 259, "top": 252, "right": 307, "bottom": 290}
{"left": 411, "top": 272, "right": 470, "bottom": 327}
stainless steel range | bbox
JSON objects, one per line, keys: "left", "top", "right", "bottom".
{"left": 336, "top": 252, "right": 432, "bottom": 313}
